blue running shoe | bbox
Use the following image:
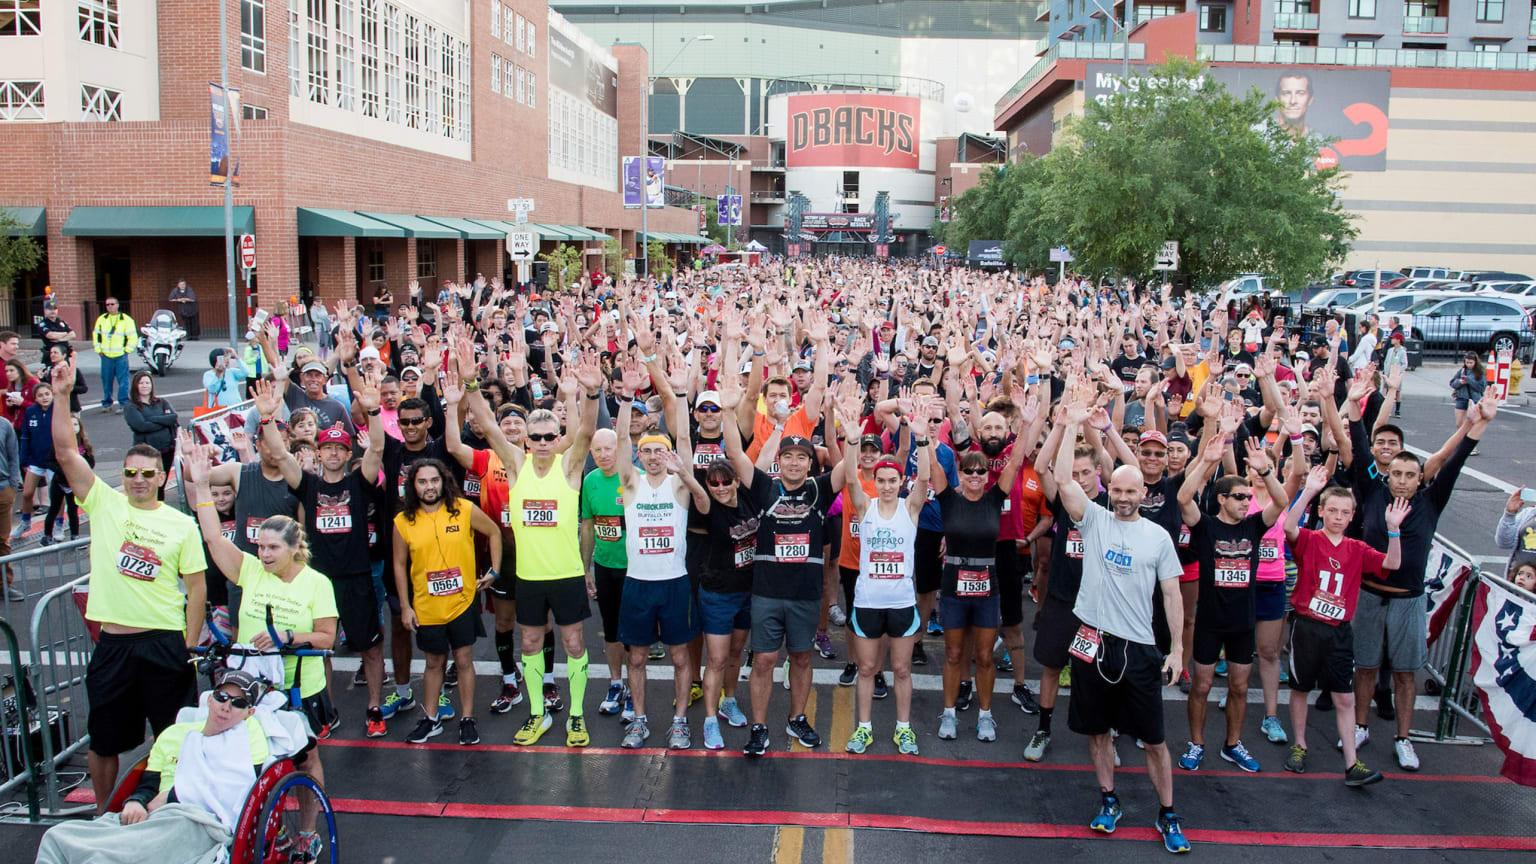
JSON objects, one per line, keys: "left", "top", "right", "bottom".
{"left": 1220, "top": 740, "right": 1261, "bottom": 773}
{"left": 718, "top": 696, "right": 748, "bottom": 728}
{"left": 1090, "top": 796, "right": 1122, "bottom": 834}
{"left": 599, "top": 682, "right": 624, "bottom": 716}
{"left": 435, "top": 693, "right": 456, "bottom": 720}
{"left": 1261, "top": 715, "right": 1287, "bottom": 745}
{"left": 1156, "top": 811, "right": 1192, "bottom": 853}
{"left": 1178, "top": 742, "right": 1204, "bottom": 771}
{"left": 1215, "top": 658, "right": 1228, "bottom": 677}
{"left": 380, "top": 689, "right": 415, "bottom": 719}
{"left": 927, "top": 614, "right": 943, "bottom": 635}
{"left": 703, "top": 716, "right": 725, "bottom": 750}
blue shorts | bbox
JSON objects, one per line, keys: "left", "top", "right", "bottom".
{"left": 617, "top": 576, "right": 698, "bottom": 648}
{"left": 1256, "top": 581, "right": 1286, "bottom": 622}
{"left": 939, "top": 593, "right": 1002, "bottom": 631}
{"left": 697, "top": 588, "right": 752, "bottom": 636}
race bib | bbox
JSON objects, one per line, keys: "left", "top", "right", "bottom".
{"left": 220, "top": 520, "right": 237, "bottom": 543}
{"left": 1065, "top": 529, "right": 1085, "bottom": 559}
{"left": 774, "top": 533, "right": 809, "bottom": 563}
{"left": 1308, "top": 589, "right": 1346, "bottom": 622}
{"left": 956, "top": 568, "right": 991, "bottom": 597}
{"left": 636, "top": 525, "right": 674, "bottom": 555}
{"left": 500, "top": 505, "right": 511, "bottom": 528}
{"left": 868, "top": 551, "right": 904, "bottom": 579}
{"left": 316, "top": 505, "right": 352, "bottom": 534}
{"left": 693, "top": 443, "right": 725, "bottom": 468}
{"left": 1178, "top": 525, "right": 1190, "bottom": 548}
{"left": 426, "top": 567, "right": 464, "bottom": 597}
{"left": 1259, "top": 538, "right": 1281, "bottom": 562}
{"left": 397, "top": 477, "right": 407, "bottom": 498}
{"left": 1068, "top": 624, "right": 1101, "bottom": 663}
{"left": 768, "top": 460, "right": 781, "bottom": 478}
{"left": 733, "top": 538, "right": 755, "bottom": 568}
{"left": 1001, "top": 498, "right": 1012, "bottom": 515}
{"left": 117, "top": 541, "right": 162, "bottom": 582}
{"left": 594, "top": 515, "right": 622, "bottom": 541}
{"left": 1213, "top": 557, "right": 1251, "bottom": 587}
{"left": 245, "top": 518, "right": 264, "bottom": 542}
{"left": 367, "top": 522, "right": 377, "bottom": 548}
{"left": 464, "top": 475, "right": 481, "bottom": 496}
{"left": 522, "top": 499, "right": 557, "bottom": 527}
{"left": 848, "top": 520, "right": 860, "bottom": 538}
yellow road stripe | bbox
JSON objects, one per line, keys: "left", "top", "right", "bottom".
{"left": 773, "top": 826, "right": 805, "bottom": 864}
{"left": 823, "top": 827, "right": 852, "bottom": 864}
{"left": 830, "top": 681, "right": 853, "bottom": 749}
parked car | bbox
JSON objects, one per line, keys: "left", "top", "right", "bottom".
{"left": 1390, "top": 277, "right": 1454, "bottom": 293}
{"left": 1467, "top": 271, "right": 1532, "bottom": 283}
{"left": 1475, "top": 281, "right": 1536, "bottom": 307}
{"left": 1304, "top": 287, "right": 1374, "bottom": 310}
{"left": 1219, "top": 273, "right": 1280, "bottom": 300}
{"left": 1407, "top": 295, "right": 1533, "bottom": 358}
{"left": 1334, "top": 270, "right": 1405, "bottom": 290}
{"left": 1340, "top": 289, "right": 1464, "bottom": 318}
{"left": 1400, "top": 266, "right": 1470, "bottom": 281}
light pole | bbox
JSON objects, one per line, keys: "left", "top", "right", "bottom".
{"left": 641, "top": 33, "right": 713, "bottom": 277}
{"left": 218, "top": 0, "right": 236, "bottom": 347}
{"left": 1085, "top": 0, "right": 1132, "bottom": 83}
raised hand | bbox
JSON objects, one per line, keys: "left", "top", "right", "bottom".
{"left": 440, "top": 364, "right": 464, "bottom": 406}
{"left": 1245, "top": 439, "right": 1273, "bottom": 476}
{"left": 253, "top": 378, "right": 281, "bottom": 419}
{"left": 574, "top": 349, "right": 605, "bottom": 394}
{"left": 51, "top": 355, "right": 76, "bottom": 397}
{"left": 1506, "top": 487, "right": 1528, "bottom": 515}
{"left": 354, "top": 372, "right": 382, "bottom": 414}
{"left": 1384, "top": 496, "right": 1412, "bottom": 532}
{"left": 620, "top": 353, "right": 647, "bottom": 395}
{"left": 1304, "top": 464, "right": 1329, "bottom": 494}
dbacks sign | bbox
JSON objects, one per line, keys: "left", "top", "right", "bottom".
{"left": 787, "top": 94, "right": 919, "bottom": 169}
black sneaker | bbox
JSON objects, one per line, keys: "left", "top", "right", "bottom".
{"left": 444, "top": 663, "right": 459, "bottom": 689}
{"left": 786, "top": 714, "right": 822, "bottom": 748}
{"left": 872, "top": 674, "right": 889, "bottom": 700}
{"left": 543, "top": 683, "right": 564, "bottom": 713}
{"left": 955, "top": 680, "right": 975, "bottom": 712}
{"left": 490, "top": 681, "right": 523, "bottom": 714}
{"left": 838, "top": 663, "right": 858, "bottom": 686}
{"left": 1011, "top": 684, "right": 1040, "bottom": 714}
{"left": 911, "top": 641, "right": 928, "bottom": 667}
{"left": 405, "top": 717, "right": 443, "bottom": 744}
{"left": 1315, "top": 690, "right": 1335, "bottom": 712}
{"left": 995, "top": 652, "right": 1014, "bottom": 673}
{"left": 744, "top": 723, "right": 770, "bottom": 757}
{"left": 351, "top": 666, "right": 368, "bottom": 687}
{"left": 458, "top": 717, "right": 480, "bottom": 746}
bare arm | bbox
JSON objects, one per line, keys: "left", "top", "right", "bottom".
{"left": 47, "top": 358, "right": 95, "bottom": 500}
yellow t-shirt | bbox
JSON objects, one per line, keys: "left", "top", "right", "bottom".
{"left": 235, "top": 555, "right": 338, "bottom": 698}
{"left": 507, "top": 455, "right": 583, "bottom": 582}
{"left": 393, "top": 502, "right": 478, "bottom": 625}
{"left": 80, "top": 482, "right": 208, "bottom": 632}
{"left": 1183, "top": 359, "right": 1212, "bottom": 419}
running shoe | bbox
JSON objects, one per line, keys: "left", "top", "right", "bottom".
{"left": 838, "top": 663, "right": 858, "bottom": 686}
{"left": 435, "top": 693, "right": 456, "bottom": 721}
{"left": 1314, "top": 690, "right": 1334, "bottom": 712}
{"left": 955, "top": 680, "right": 975, "bottom": 711}
{"left": 1218, "top": 692, "right": 1228, "bottom": 711}
{"left": 927, "top": 614, "right": 943, "bottom": 635}
{"left": 543, "top": 683, "right": 564, "bottom": 713}
{"left": 1219, "top": 741, "right": 1260, "bottom": 773}
{"left": 718, "top": 696, "right": 748, "bottom": 728}
{"left": 351, "top": 666, "right": 368, "bottom": 687}
{"left": 689, "top": 682, "right": 703, "bottom": 706}
{"left": 976, "top": 714, "right": 997, "bottom": 742}
{"left": 1336, "top": 725, "right": 1368, "bottom": 752}
{"left": 703, "top": 717, "right": 725, "bottom": 750}
{"left": 1058, "top": 665, "right": 1072, "bottom": 688}
{"left": 566, "top": 716, "right": 590, "bottom": 748}
{"left": 1023, "top": 729, "right": 1051, "bottom": 762}
{"left": 893, "top": 726, "right": 920, "bottom": 756}
{"left": 513, "top": 713, "right": 553, "bottom": 746}
{"left": 937, "top": 712, "right": 958, "bottom": 740}
{"left": 365, "top": 707, "right": 386, "bottom": 738}
{"left": 444, "top": 662, "right": 459, "bottom": 689}
{"left": 8, "top": 519, "right": 28, "bottom": 541}
{"left": 667, "top": 719, "right": 691, "bottom": 750}
{"left": 1178, "top": 742, "right": 1205, "bottom": 771}
{"left": 1177, "top": 671, "right": 1191, "bottom": 694}
{"left": 995, "top": 649, "right": 1013, "bottom": 673}
{"left": 828, "top": 604, "right": 847, "bottom": 628}
{"left": 405, "top": 717, "right": 442, "bottom": 743}
{"left": 911, "top": 641, "right": 928, "bottom": 666}
{"left": 621, "top": 718, "right": 651, "bottom": 749}
{"left": 290, "top": 830, "right": 324, "bottom": 863}
{"left": 1394, "top": 738, "right": 1420, "bottom": 771}
{"left": 1261, "top": 716, "right": 1287, "bottom": 745}
{"left": 1375, "top": 688, "right": 1396, "bottom": 721}
{"left": 621, "top": 689, "right": 636, "bottom": 722}
{"left": 649, "top": 642, "right": 666, "bottom": 660}
{"left": 1344, "top": 759, "right": 1384, "bottom": 787}
{"left": 815, "top": 633, "right": 836, "bottom": 660}
{"left": 491, "top": 682, "right": 524, "bottom": 714}
{"left": 845, "top": 726, "right": 874, "bottom": 754}
{"left": 786, "top": 714, "right": 821, "bottom": 748}
{"left": 1089, "top": 796, "right": 1122, "bottom": 834}
{"left": 1284, "top": 745, "right": 1308, "bottom": 774}
{"left": 459, "top": 718, "right": 480, "bottom": 746}
{"left": 744, "top": 724, "right": 770, "bottom": 757}
{"left": 872, "top": 674, "right": 889, "bottom": 700}
{"left": 1156, "top": 811, "right": 1192, "bottom": 854}
{"left": 1011, "top": 684, "right": 1040, "bottom": 714}
{"left": 1214, "top": 658, "right": 1228, "bottom": 678}
{"left": 782, "top": 658, "right": 791, "bottom": 691}
{"left": 380, "top": 689, "right": 415, "bottom": 719}
{"left": 599, "top": 681, "right": 624, "bottom": 715}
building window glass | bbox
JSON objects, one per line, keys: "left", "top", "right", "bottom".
{"left": 422, "top": 21, "right": 439, "bottom": 135}
{"left": 526, "top": 22, "right": 535, "bottom": 58}
{"left": 403, "top": 13, "right": 420, "bottom": 128}
{"left": 1275, "top": 0, "right": 1312, "bottom": 13}
{"left": 0, "top": 1, "right": 42, "bottom": 37}
{"left": 516, "top": 13, "right": 524, "bottom": 52}
{"left": 366, "top": 241, "right": 384, "bottom": 282}
{"left": 241, "top": 0, "right": 266, "bottom": 72}
{"left": 0, "top": 80, "right": 44, "bottom": 121}
{"left": 1133, "top": 4, "right": 1180, "bottom": 25}
{"left": 1475, "top": 0, "right": 1504, "bottom": 21}
{"left": 502, "top": 6, "right": 513, "bottom": 45}
{"left": 491, "top": 54, "right": 501, "bottom": 94}
{"left": 1471, "top": 40, "right": 1500, "bottom": 51}
{"left": 515, "top": 63, "right": 525, "bottom": 104}
{"left": 289, "top": 6, "right": 301, "bottom": 96}
{"left": 1348, "top": 0, "right": 1376, "bottom": 16}
{"left": 360, "top": 0, "right": 379, "bottom": 117}
{"left": 488, "top": 0, "right": 498, "bottom": 38}
{"left": 80, "top": 83, "right": 121, "bottom": 121}
{"left": 78, "top": 0, "right": 118, "bottom": 48}
{"left": 381, "top": 2, "right": 400, "bottom": 124}
{"left": 455, "top": 38, "right": 469, "bottom": 141}
{"left": 1345, "top": 38, "right": 1376, "bottom": 48}
{"left": 306, "top": 0, "right": 330, "bottom": 105}
{"left": 242, "top": 103, "right": 269, "bottom": 119}
{"left": 416, "top": 240, "right": 436, "bottom": 280}
{"left": 1403, "top": 2, "right": 1440, "bottom": 17}
{"left": 334, "top": 0, "right": 356, "bottom": 111}
{"left": 1199, "top": 4, "right": 1227, "bottom": 31}
{"left": 526, "top": 71, "right": 535, "bottom": 109}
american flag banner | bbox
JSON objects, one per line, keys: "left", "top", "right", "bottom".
{"left": 1424, "top": 540, "right": 1473, "bottom": 646}
{"left": 1470, "top": 576, "right": 1536, "bottom": 786}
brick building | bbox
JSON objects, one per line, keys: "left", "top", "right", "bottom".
{"left": 0, "top": 0, "right": 701, "bottom": 338}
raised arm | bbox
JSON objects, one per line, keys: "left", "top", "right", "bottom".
{"left": 563, "top": 350, "right": 605, "bottom": 486}
{"left": 718, "top": 362, "right": 756, "bottom": 489}
{"left": 183, "top": 434, "right": 248, "bottom": 583}
{"left": 1054, "top": 392, "right": 1093, "bottom": 523}
{"left": 47, "top": 357, "right": 95, "bottom": 500}
{"left": 1285, "top": 466, "right": 1328, "bottom": 542}
{"left": 1244, "top": 439, "right": 1289, "bottom": 527}
{"left": 1178, "top": 440, "right": 1221, "bottom": 527}
{"left": 253, "top": 379, "right": 302, "bottom": 490}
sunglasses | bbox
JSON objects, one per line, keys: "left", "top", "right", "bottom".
{"left": 210, "top": 689, "right": 253, "bottom": 710}
{"left": 960, "top": 468, "right": 989, "bottom": 476}
{"left": 122, "top": 468, "right": 160, "bottom": 478}
{"left": 695, "top": 405, "right": 721, "bottom": 414}
{"left": 1138, "top": 449, "right": 1167, "bottom": 458}
{"left": 398, "top": 416, "right": 427, "bottom": 426}
{"left": 707, "top": 480, "right": 734, "bottom": 488}
{"left": 527, "top": 432, "right": 559, "bottom": 443}
{"left": 1222, "top": 492, "right": 1254, "bottom": 501}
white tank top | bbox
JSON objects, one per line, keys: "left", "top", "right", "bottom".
{"left": 624, "top": 473, "right": 689, "bottom": 581}
{"left": 855, "top": 499, "right": 918, "bottom": 610}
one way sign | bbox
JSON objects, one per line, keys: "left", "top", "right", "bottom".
{"left": 1154, "top": 241, "right": 1180, "bottom": 271}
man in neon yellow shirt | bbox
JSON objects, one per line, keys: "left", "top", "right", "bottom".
{"left": 48, "top": 357, "right": 207, "bottom": 813}
{"left": 91, "top": 297, "right": 137, "bottom": 413}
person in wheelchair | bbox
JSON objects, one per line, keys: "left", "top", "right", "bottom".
{"left": 35, "top": 668, "right": 312, "bottom": 864}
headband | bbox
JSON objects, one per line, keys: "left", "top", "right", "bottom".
{"left": 873, "top": 459, "right": 904, "bottom": 476}
{"left": 636, "top": 434, "right": 673, "bottom": 452}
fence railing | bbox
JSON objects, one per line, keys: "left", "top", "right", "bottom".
{"left": 28, "top": 574, "right": 95, "bottom": 816}
{"left": 1413, "top": 314, "right": 1534, "bottom": 361}
{"left": 0, "top": 617, "right": 42, "bottom": 821}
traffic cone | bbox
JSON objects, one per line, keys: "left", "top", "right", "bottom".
{"left": 1487, "top": 351, "right": 1496, "bottom": 384}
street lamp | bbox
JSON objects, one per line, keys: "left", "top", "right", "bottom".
{"left": 641, "top": 34, "right": 714, "bottom": 278}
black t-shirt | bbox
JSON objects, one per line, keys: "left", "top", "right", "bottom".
{"left": 1191, "top": 512, "right": 1267, "bottom": 632}
{"left": 750, "top": 469, "right": 836, "bottom": 600}
{"left": 1139, "top": 473, "right": 1185, "bottom": 549}
{"left": 204, "top": 508, "right": 236, "bottom": 607}
{"left": 378, "top": 436, "right": 454, "bottom": 560}
{"left": 297, "top": 469, "right": 374, "bottom": 578}
{"left": 936, "top": 486, "right": 1006, "bottom": 597}
{"left": 1111, "top": 354, "right": 1145, "bottom": 385}
{"left": 705, "top": 491, "right": 760, "bottom": 595}
{"left": 1047, "top": 491, "right": 1109, "bottom": 604}
{"left": 37, "top": 317, "right": 72, "bottom": 343}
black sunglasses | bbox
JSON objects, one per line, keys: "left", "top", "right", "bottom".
{"left": 707, "top": 480, "right": 734, "bottom": 488}
{"left": 527, "top": 432, "right": 559, "bottom": 443}
{"left": 695, "top": 405, "right": 721, "bottom": 414}
{"left": 122, "top": 468, "right": 160, "bottom": 478}
{"left": 398, "top": 416, "right": 427, "bottom": 426}
{"left": 960, "top": 468, "right": 989, "bottom": 476}
{"left": 211, "top": 689, "right": 253, "bottom": 710}
{"left": 1222, "top": 492, "right": 1253, "bottom": 501}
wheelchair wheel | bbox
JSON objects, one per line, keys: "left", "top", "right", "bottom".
{"left": 252, "top": 771, "right": 339, "bottom": 864}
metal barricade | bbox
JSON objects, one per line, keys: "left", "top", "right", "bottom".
{"left": 0, "top": 617, "right": 41, "bottom": 821}
{"left": 28, "top": 574, "right": 93, "bottom": 817}
{"left": 0, "top": 538, "right": 92, "bottom": 615}
{"left": 1413, "top": 535, "right": 1490, "bottom": 744}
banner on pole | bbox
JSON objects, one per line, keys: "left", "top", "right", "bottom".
{"left": 209, "top": 83, "right": 241, "bottom": 187}
{"left": 1470, "top": 577, "right": 1536, "bottom": 786}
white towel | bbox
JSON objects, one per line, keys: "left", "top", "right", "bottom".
{"left": 171, "top": 725, "right": 256, "bottom": 833}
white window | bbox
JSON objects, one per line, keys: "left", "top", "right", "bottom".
{"left": 502, "top": 5, "right": 512, "bottom": 45}
{"left": 403, "top": 13, "right": 419, "bottom": 128}
{"left": 515, "top": 13, "right": 524, "bottom": 52}
{"left": 525, "top": 22, "right": 534, "bottom": 58}
{"left": 78, "top": 0, "right": 118, "bottom": 48}
{"left": 515, "top": 63, "right": 525, "bottom": 104}
{"left": 289, "top": 5, "right": 302, "bottom": 97}
{"left": 491, "top": 53, "right": 501, "bottom": 94}
{"left": 489, "top": 0, "right": 498, "bottom": 38}
{"left": 455, "top": 38, "right": 469, "bottom": 142}
{"left": 360, "top": 0, "right": 379, "bottom": 117}
{"left": 334, "top": 0, "right": 356, "bottom": 111}
{"left": 381, "top": 2, "right": 400, "bottom": 124}
{"left": 1472, "top": 41, "right": 1500, "bottom": 52}
{"left": 0, "top": 1, "right": 42, "bottom": 37}
{"left": 80, "top": 83, "right": 121, "bottom": 121}
{"left": 306, "top": 0, "right": 330, "bottom": 105}
{"left": 422, "top": 21, "right": 438, "bottom": 135}
{"left": 242, "top": 103, "right": 269, "bottom": 120}
{"left": 0, "top": 80, "right": 44, "bottom": 121}
{"left": 526, "top": 71, "right": 535, "bottom": 108}
{"left": 241, "top": 0, "right": 266, "bottom": 72}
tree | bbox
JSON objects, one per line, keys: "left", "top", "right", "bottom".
{"left": 602, "top": 235, "right": 624, "bottom": 279}
{"left": 537, "top": 243, "right": 582, "bottom": 291}
{"left": 0, "top": 209, "right": 43, "bottom": 292}
{"left": 702, "top": 197, "right": 729, "bottom": 247}
{"left": 646, "top": 239, "right": 674, "bottom": 276}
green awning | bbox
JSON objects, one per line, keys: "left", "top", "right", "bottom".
{"left": 354, "top": 211, "right": 459, "bottom": 238}
{"left": 528, "top": 223, "right": 576, "bottom": 241}
{"left": 2, "top": 207, "right": 45, "bottom": 237}
{"left": 420, "top": 216, "right": 502, "bottom": 240}
{"left": 563, "top": 225, "right": 608, "bottom": 242}
{"left": 468, "top": 219, "right": 518, "bottom": 235}
{"left": 296, "top": 208, "right": 404, "bottom": 237}
{"left": 62, "top": 205, "right": 254, "bottom": 237}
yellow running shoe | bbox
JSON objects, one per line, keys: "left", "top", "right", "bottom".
{"left": 1059, "top": 665, "right": 1072, "bottom": 688}
{"left": 566, "top": 716, "right": 590, "bottom": 748}
{"left": 513, "top": 713, "right": 552, "bottom": 746}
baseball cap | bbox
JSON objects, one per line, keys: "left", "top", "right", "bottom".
{"left": 859, "top": 434, "right": 885, "bottom": 451}
{"left": 358, "top": 346, "right": 381, "bottom": 362}
{"left": 318, "top": 427, "right": 353, "bottom": 448}
{"left": 922, "top": 336, "right": 939, "bottom": 347}
{"left": 779, "top": 435, "right": 816, "bottom": 457}
{"left": 1167, "top": 429, "right": 1193, "bottom": 449}
{"left": 793, "top": 359, "right": 813, "bottom": 372}
{"left": 696, "top": 390, "right": 722, "bottom": 408}
{"left": 212, "top": 667, "right": 272, "bottom": 703}
{"left": 300, "top": 361, "right": 328, "bottom": 375}
{"left": 1301, "top": 424, "right": 1321, "bottom": 438}
{"left": 42, "top": 298, "right": 57, "bottom": 311}
{"left": 1160, "top": 356, "right": 1179, "bottom": 370}
{"left": 1139, "top": 430, "right": 1169, "bottom": 448}
{"left": 1234, "top": 362, "right": 1253, "bottom": 374}
{"left": 400, "top": 365, "right": 423, "bottom": 380}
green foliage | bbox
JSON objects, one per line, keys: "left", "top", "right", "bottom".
{"left": 603, "top": 235, "right": 624, "bottom": 278}
{"left": 646, "top": 239, "right": 674, "bottom": 276}
{"left": 537, "top": 243, "right": 583, "bottom": 291}
{"left": 702, "top": 198, "right": 729, "bottom": 247}
{"left": 0, "top": 209, "right": 43, "bottom": 290}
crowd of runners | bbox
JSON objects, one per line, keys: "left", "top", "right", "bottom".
{"left": 53, "top": 258, "right": 1506, "bottom": 856}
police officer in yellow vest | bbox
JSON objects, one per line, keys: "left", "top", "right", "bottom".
{"left": 92, "top": 297, "right": 137, "bottom": 414}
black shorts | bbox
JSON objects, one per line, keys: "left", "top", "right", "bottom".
{"left": 332, "top": 572, "right": 382, "bottom": 652}
{"left": 485, "top": 531, "right": 518, "bottom": 599}
{"left": 297, "top": 689, "right": 337, "bottom": 738}
{"left": 593, "top": 564, "right": 626, "bottom": 644}
{"left": 415, "top": 601, "right": 486, "bottom": 655}
{"left": 86, "top": 630, "right": 196, "bottom": 757}
{"left": 996, "top": 541, "right": 1025, "bottom": 628}
{"left": 850, "top": 605, "right": 921, "bottom": 640}
{"left": 913, "top": 528, "right": 944, "bottom": 595}
{"left": 826, "top": 513, "right": 843, "bottom": 560}
{"left": 1288, "top": 615, "right": 1355, "bottom": 695}
{"left": 1033, "top": 593, "right": 1082, "bottom": 671}
{"left": 1192, "top": 626, "right": 1256, "bottom": 667}
{"left": 1067, "top": 632, "right": 1167, "bottom": 746}
{"left": 515, "top": 576, "right": 592, "bottom": 628}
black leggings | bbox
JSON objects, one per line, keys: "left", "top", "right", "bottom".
{"left": 839, "top": 566, "right": 859, "bottom": 623}
{"left": 45, "top": 474, "right": 80, "bottom": 539}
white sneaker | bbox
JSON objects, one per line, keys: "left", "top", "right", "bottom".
{"left": 9, "top": 520, "right": 28, "bottom": 541}
{"left": 1394, "top": 738, "right": 1420, "bottom": 771}
{"left": 1338, "top": 725, "right": 1369, "bottom": 751}
{"left": 827, "top": 604, "right": 847, "bottom": 628}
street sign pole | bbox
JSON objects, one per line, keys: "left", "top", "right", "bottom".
{"left": 218, "top": 0, "right": 236, "bottom": 349}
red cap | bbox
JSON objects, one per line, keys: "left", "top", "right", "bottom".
{"left": 1139, "top": 430, "right": 1169, "bottom": 448}
{"left": 318, "top": 427, "right": 352, "bottom": 448}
